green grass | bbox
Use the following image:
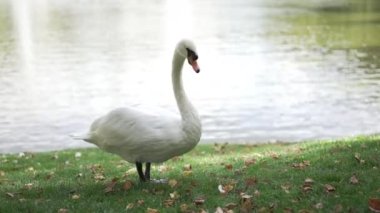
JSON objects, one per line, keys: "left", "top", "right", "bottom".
{"left": 1, "top": 136, "right": 380, "bottom": 212}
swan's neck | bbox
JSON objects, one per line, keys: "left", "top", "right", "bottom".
{"left": 172, "top": 51, "right": 201, "bottom": 138}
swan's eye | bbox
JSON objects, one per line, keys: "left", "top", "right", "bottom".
{"left": 186, "top": 48, "right": 198, "bottom": 61}
{"left": 186, "top": 48, "right": 200, "bottom": 73}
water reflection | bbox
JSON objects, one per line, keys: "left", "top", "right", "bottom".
{"left": 1, "top": 0, "right": 380, "bottom": 153}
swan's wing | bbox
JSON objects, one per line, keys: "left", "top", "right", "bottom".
{"left": 88, "top": 107, "right": 182, "bottom": 148}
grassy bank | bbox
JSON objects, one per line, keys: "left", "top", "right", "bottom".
{"left": 1, "top": 136, "right": 380, "bottom": 212}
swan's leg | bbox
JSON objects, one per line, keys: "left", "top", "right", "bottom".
{"left": 135, "top": 162, "right": 146, "bottom": 182}
{"left": 145, "top": 162, "right": 151, "bottom": 181}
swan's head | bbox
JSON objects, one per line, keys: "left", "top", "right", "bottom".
{"left": 176, "top": 39, "right": 200, "bottom": 73}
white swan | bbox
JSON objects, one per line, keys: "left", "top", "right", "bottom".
{"left": 78, "top": 40, "right": 202, "bottom": 182}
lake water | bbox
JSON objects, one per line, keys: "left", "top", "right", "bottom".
{"left": 1, "top": 0, "right": 380, "bottom": 153}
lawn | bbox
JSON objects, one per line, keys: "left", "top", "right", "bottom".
{"left": 0, "top": 136, "right": 380, "bottom": 212}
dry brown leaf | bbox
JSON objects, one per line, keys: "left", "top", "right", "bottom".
{"left": 163, "top": 199, "right": 175, "bottom": 207}
{"left": 324, "top": 184, "right": 336, "bottom": 192}
{"left": 214, "top": 142, "right": 228, "bottom": 154}
{"left": 6, "top": 192, "right": 15, "bottom": 198}
{"left": 123, "top": 180, "right": 133, "bottom": 191}
{"left": 225, "top": 203, "right": 238, "bottom": 210}
{"left": 281, "top": 184, "right": 291, "bottom": 194}
{"left": 182, "top": 171, "right": 193, "bottom": 176}
{"left": 292, "top": 160, "right": 310, "bottom": 169}
{"left": 158, "top": 165, "right": 171, "bottom": 173}
{"left": 283, "top": 207, "right": 293, "bottom": 213}
{"left": 137, "top": 200, "right": 145, "bottom": 206}
{"left": 168, "top": 179, "right": 178, "bottom": 188}
{"left": 304, "top": 178, "right": 314, "bottom": 185}
{"left": 225, "top": 164, "right": 233, "bottom": 170}
{"left": 146, "top": 208, "right": 159, "bottom": 213}
{"left": 194, "top": 197, "right": 205, "bottom": 206}
{"left": 0, "top": 170, "right": 5, "bottom": 177}
{"left": 180, "top": 204, "right": 189, "bottom": 212}
{"left": 354, "top": 153, "right": 365, "bottom": 164}
{"left": 215, "top": 207, "right": 224, "bottom": 213}
{"left": 218, "top": 184, "right": 234, "bottom": 194}
{"left": 350, "top": 175, "right": 359, "bottom": 185}
{"left": 245, "top": 177, "right": 258, "bottom": 187}
{"left": 244, "top": 158, "right": 256, "bottom": 166}
{"left": 170, "top": 191, "right": 180, "bottom": 200}
{"left": 126, "top": 203, "right": 134, "bottom": 210}
{"left": 104, "top": 178, "right": 118, "bottom": 193}
{"left": 269, "top": 152, "right": 280, "bottom": 159}
{"left": 94, "top": 174, "right": 105, "bottom": 181}
{"left": 183, "top": 164, "right": 192, "bottom": 171}
{"left": 369, "top": 198, "right": 380, "bottom": 213}
{"left": 57, "top": 208, "right": 69, "bottom": 213}
{"left": 24, "top": 183, "right": 33, "bottom": 190}
{"left": 334, "top": 204, "right": 343, "bottom": 213}
{"left": 314, "top": 202, "right": 323, "bottom": 209}
{"left": 240, "top": 195, "right": 253, "bottom": 213}
{"left": 71, "top": 194, "right": 80, "bottom": 200}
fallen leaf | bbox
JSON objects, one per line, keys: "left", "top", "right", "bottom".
{"left": 218, "top": 184, "right": 234, "bottom": 194}
{"left": 225, "top": 164, "right": 233, "bottom": 170}
{"left": 240, "top": 194, "right": 253, "bottom": 213}
{"left": 6, "top": 192, "right": 15, "bottom": 198}
{"left": 123, "top": 180, "right": 133, "bottom": 191}
{"left": 350, "top": 175, "right": 359, "bottom": 185}
{"left": 183, "top": 164, "right": 192, "bottom": 171}
{"left": 369, "top": 198, "right": 380, "bottom": 213}
{"left": 225, "top": 203, "right": 238, "bottom": 210}
{"left": 57, "top": 208, "right": 69, "bottom": 213}
{"left": 194, "top": 197, "right": 205, "bottom": 206}
{"left": 281, "top": 184, "right": 291, "bottom": 194}
{"left": 292, "top": 160, "right": 310, "bottom": 169}
{"left": 180, "top": 204, "right": 189, "bottom": 212}
{"left": 354, "top": 153, "right": 361, "bottom": 162}
{"left": 24, "top": 183, "right": 33, "bottom": 190}
{"left": 163, "top": 199, "right": 175, "bottom": 207}
{"left": 244, "top": 158, "right": 256, "bottom": 166}
{"left": 314, "top": 202, "right": 323, "bottom": 209}
{"left": 324, "top": 184, "right": 336, "bottom": 192}
{"left": 126, "top": 203, "right": 134, "bottom": 210}
{"left": 94, "top": 174, "right": 105, "bottom": 181}
{"left": 71, "top": 194, "right": 80, "bottom": 200}
{"left": 269, "top": 151, "right": 280, "bottom": 159}
{"left": 169, "top": 191, "right": 180, "bottom": 200}
{"left": 158, "top": 165, "right": 171, "bottom": 173}
{"left": 0, "top": 170, "right": 5, "bottom": 177}
{"left": 214, "top": 142, "right": 228, "bottom": 154}
{"left": 104, "top": 178, "right": 118, "bottom": 193}
{"left": 283, "top": 207, "right": 293, "bottom": 213}
{"left": 245, "top": 177, "right": 258, "bottom": 187}
{"left": 334, "top": 204, "right": 343, "bottom": 213}
{"left": 354, "top": 153, "right": 365, "bottom": 164}
{"left": 137, "top": 200, "right": 145, "bottom": 206}
{"left": 182, "top": 171, "right": 193, "bottom": 176}
{"left": 304, "top": 178, "right": 314, "bottom": 185}
{"left": 168, "top": 179, "right": 178, "bottom": 188}
{"left": 146, "top": 208, "right": 159, "bottom": 213}
{"left": 215, "top": 207, "right": 224, "bottom": 213}
{"left": 75, "top": 152, "right": 82, "bottom": 158}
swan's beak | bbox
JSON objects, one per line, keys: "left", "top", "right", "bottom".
{"left": 191, "top": 60, "right": 200, "bottom": 73}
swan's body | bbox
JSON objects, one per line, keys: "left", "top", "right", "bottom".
{"left": 78, "top": 40, "right": 202, "bottom": 182}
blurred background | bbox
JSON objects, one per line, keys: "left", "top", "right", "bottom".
{"left": 1, "top": 0, "right": 380, "bottom": 153}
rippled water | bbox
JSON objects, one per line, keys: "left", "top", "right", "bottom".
{"left": 1, "top": 0, "right": 380, "bottom": 153}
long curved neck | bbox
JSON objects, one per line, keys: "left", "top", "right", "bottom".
{"left": 172, "top": 50, "right": 200, "bottom": 129}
